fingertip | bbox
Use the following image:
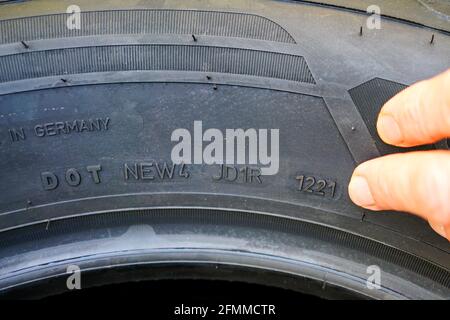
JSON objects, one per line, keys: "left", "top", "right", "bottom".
{"left": 377, "top": 113, "right": 403, "bottom": 145}
{"left": 348, "top": 175, "right": 379, "bottom": 209}
{"left": 429, "top": 221, "right": 449, "bottom": 241}
{"left": 376, "top": 69, "right": 450, "bottom": 147}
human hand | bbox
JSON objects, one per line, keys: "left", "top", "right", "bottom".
{"left": 348, "top": 69, "right": 450, "bottom": 241}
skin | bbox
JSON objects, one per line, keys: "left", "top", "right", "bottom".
{"left": 348, "top": 68, "right": 450, "bottom": 241}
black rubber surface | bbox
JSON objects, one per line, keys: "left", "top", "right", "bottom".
{"left": 0, "top": 45, "right": 315, "bottom": 83}
{"left": 0, "top": 9, "right": 296, "bottom": 44}
{"left": 0, "top": 0, "right": 449, "bottom": 299}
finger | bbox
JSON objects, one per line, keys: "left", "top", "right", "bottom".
{"left": 377, "top": 68, "right": 450, "bottom": 147}
{"left": 429, "top": 220, "right": 450, "bottom": 240}
{"left": 348, "top": 150, "right": 450, "bottom": 241}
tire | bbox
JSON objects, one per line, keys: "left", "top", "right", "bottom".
{"left": 0, "top": 0, "right": 449, "bottom": 300}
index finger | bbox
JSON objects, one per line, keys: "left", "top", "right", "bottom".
{"left": 377, "top": 68, "right": 450, "bottom": 147}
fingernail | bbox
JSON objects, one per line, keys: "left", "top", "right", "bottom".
{"left": 377, "top": 115, "right": 403, "bottom": 144}
{"left": 348, "top": 176, "right": 376, "bottom": 207}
